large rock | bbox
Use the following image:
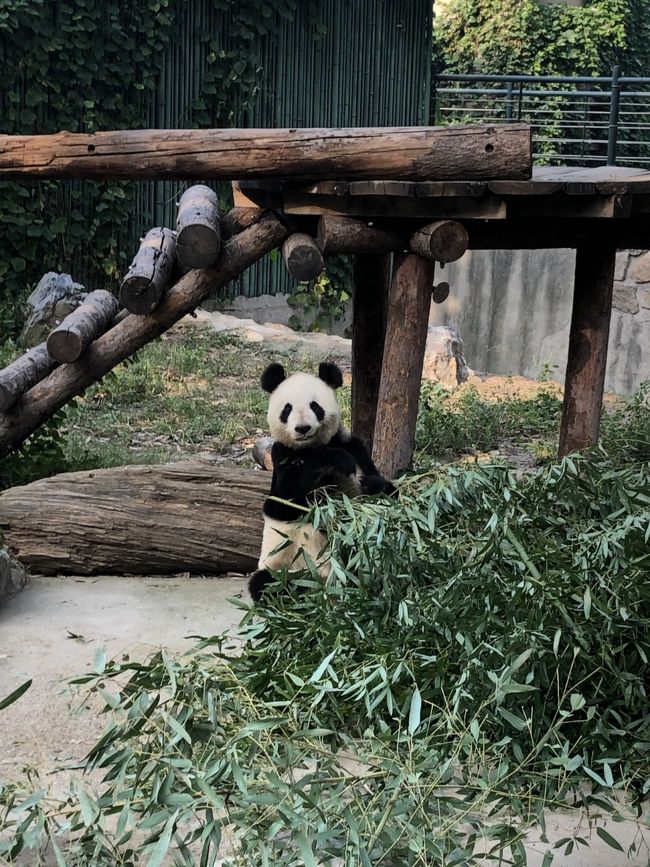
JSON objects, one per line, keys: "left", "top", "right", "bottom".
{"left": 422, "top": 324, "right": 470, "bottom": 387}
{"left": 20, "top": 272, "right": 86, "bottom": 348}
{"left": 0, "top": 548, "right": 27, "bottom": 600}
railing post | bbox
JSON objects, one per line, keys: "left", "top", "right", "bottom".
{"left": 505, "top": 81, "right": 514, "bottom": 122}
{"left": 606, "top": 64, "right": 621, "bottom": 166}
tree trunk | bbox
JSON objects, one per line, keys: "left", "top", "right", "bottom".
{"left": 0, "top": 213, "right": 289, "bottom": 455}
{"left": 317, "top": 216, "right": 406, "bottom": 255}
{"left": 120, "top": 227, "right": 177, "bottom": 314}
{"left": 0, "top": 462, "right": 268, "bottom": 576}
{"left": 0, "top": 343, "right": 57, "bottom": 412}
{"left": 409, "top": 220, "right": 469, "bottom": 262}
{"left": 46, "top": 290, "right": 119, "bottom": 363}
{"left": 282, "top": 233, "right": 324, "bottom": 281}
{"left": 373, "top": 254, "right": 434, "bottom": 477}
{"left": 0, "top": 124, "right": 533, "bottom": 181}
{"left": 175, "top": 184, "right": 221, "bottom": 269}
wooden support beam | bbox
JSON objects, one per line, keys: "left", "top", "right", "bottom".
{"left": 351, "top": 254, "right": 392, "bottom": 452}
{"left": 0, "top": 213, "right": 289, "bottom": 455}
{"left": 120, "top": 227, "right": 177, "bottom": 314}
{"left": 46, "top": 290, "right": 119, "bottom": 363}
{"left": 409, "top": 220, "right": 469, "bottom": 262}
{"left": 372, "top": 254, "right": 434, "bottom": 477}
{"left": 558, "top": 242, "right": 616, "bottom": 456}
{"left": 282, "top": 233, "right": 324, "bottom": 281}
{"left": 317, "top": 216, "right": 406, "bottom": 255}
{"left": 221, "top": 206, "right": 266, "bottom": 238}
{"left": 175, "top": 184, "right": 221, "bottom": 269}
{"left": 0, "top": 124, "right": 532, "bottom": 181}
{"left": 0, "top": 344, "right": 56, "bottom": 413}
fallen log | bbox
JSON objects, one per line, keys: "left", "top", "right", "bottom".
{"left": 0, "top": 462, "right": 268, "bottom": 575}
{"left": 282, "top": 233, "right": 324, "bottom": 281}
{"left": 120, "top": 227, "right": 177, "bottom": 314}
{"left": 317, "top": 216, "right": 406, "bottom": 255}
{"left": 0, "top": 212, "right": 289, "bottom": 455}
{"left": 176, "top": 185, "right": 221, "bottom": 269}
{"left": 409, "top": 220, "right": 469, "bottom": 262}
{"left": 0, "top": 124, "right": 533, "bottom": 181}
{"left": 46, "top": 289, "right": 119, "bottom": 363}
{"left": 0, "top": 344, "right": 57, "bottom": 412}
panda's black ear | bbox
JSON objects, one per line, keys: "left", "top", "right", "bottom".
{"left": 261, "top": 363, "right": 286, "bottom": 393}
{"left": 318, "top": 362, "right": 343, "bottom": 389}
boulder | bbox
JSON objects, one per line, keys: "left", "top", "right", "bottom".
{"left": 0, "top": 548, "right": 27, "bottom": 601}
{"left": 20, "top": 272, "right": 86, "bottom": 348}
{"left": 422, "top": 324, "right": 470, "bottom": 387}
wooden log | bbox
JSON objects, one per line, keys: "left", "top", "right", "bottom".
{"left": 0, "top": 124, "right": 533, "bottom": 181}
{"left": 372, "top": 254, "right": 434, "bottom": 477}
{"left": 558, "top": 242, "right": 616, "bottom": 456}
{"left": 175, "top": 184, "right": 221, "bottom": 269}
{"left": 252, "top": 436, "right": 274, "bottom": 471}
{"left": 409, "top": 220, "right": 469, "bottom": 262}
{"left": 352, "top": 253, "right": 391, "bottom": 451}
{"left": 0, "top": 344, "right": 56, "bottom": 413}
{"left": 46, "top": 290, "right": 119, "bottom": 363}
{"left": 221, "top": 206, "right": 266, "bottom": 239}
{"left": 317, "top": 216, "right": 407, "bottom": 255}
{"left": 0, "top": 213, "right": 289, "bottom": 455}
{"left": 282, "top": 233, "right": 324, "bottom": 281}
{"left": 0, "top": 462, "right": 268, "bottom": 576}
{"left": 120, "top": 227, "right": 177, "bottom": 315}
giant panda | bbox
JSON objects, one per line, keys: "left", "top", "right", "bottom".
{"left": 248, "top": 361, "right": 395, "bottom": 602}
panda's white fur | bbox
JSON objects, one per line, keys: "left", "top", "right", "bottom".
{"left": 249, "top": 362, "right": 395, "bottom": 602}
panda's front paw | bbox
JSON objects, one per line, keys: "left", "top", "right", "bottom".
{"left": 362, "top": 475, "right": 398, "bottom": 497}
{"left": 328, "top": 450, "right": 358, "bottom": 477}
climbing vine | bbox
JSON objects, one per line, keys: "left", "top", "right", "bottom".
{"left": 0, "top": 0, "right": 317, "bottom": 339}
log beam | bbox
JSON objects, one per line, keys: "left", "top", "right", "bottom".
{"left": 0, "top": 124, "right": 533, "bottom": 181}
{"left": 120, "top": 227, "right": 177, "bottom": 315}
{"left": 0, "top": 213, "right": 289, "bottom": 455}
{"left": 352, "top": 254, "right": 392, "bottom": 452}
{"left": 317, "top": 216, "right": 406, "bottom": 255}
{"left": 0, "top": 462, "right": 268, "bottom": 576}
{"left": 46, "top": 290, "right": 119, "bottom": 363}
{"left": 176, "top": 184, "right": 221, "bottom": 269}
{"left": 373, "top": 254, "right": 434, "bottom": 477}
{"left": 409, "top": 220, "right": 469, "bottom": 262}
{"left": 282, "top": 233, "right": 324, "bottom": 281}
{"left": 0, "top": 344, "right": 56, "bottom": 413}
{"left": 558, "top": 242, "right": 616, "bottom": 456}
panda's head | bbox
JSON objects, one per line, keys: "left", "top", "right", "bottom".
{"left": 261, "top": 362, "right": 343, "bottom": 448}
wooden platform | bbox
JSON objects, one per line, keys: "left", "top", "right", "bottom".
{"left": 236, "top": 166, "right": 650, "bottom": 472}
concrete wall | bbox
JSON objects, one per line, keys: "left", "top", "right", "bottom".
{"left": 429, "top": 249, "right": 650, "bottom": 395}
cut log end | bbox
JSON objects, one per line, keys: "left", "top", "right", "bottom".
{"left": 46, "top": 289, "right": 119, "bottom": 363}
{"left": 410, "top": 220, "right": 469, "bottom": 262}
{"left": 282, "top": 233, "right": 324, "bottom": 281}
{"left": 120, "top": 227, "right": 177, "bottom": 315}
{"left": 176, "top": 223, "right": 221, "bottom": 269}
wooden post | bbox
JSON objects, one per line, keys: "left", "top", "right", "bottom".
{"left": 558, "top": 243, "right": 616, "bottom": 456}
{"left": 373, "top": 254, "right": 434, "bottom": 477}
{"left": 175, "top": 185, "right": 221, "bottom": 269}
{"left": 46, "top": 290, "right": 119, "bottom": 363}
{"left": 282, "top": 233, "right": 324, "bottom": 281}
{"left": 409, "top": 220, "right": 469, "bottom": 262}
{"left": 351, "top": 254, "right": 392, "bottom": 451}
{"left": 120, "top": 227, "right": 177, "bottom": 315}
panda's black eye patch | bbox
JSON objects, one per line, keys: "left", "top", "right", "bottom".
{"left": 280, "top": 403, "right": 292, "bottom": 423}
{"left": 310, "top": 401, "right": 325, "bottom": 421}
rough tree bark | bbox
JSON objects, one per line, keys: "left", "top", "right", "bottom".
{"left": 175, "top": 184, "right": 222, "bottom": 269}
{"left": 317, "top": 216, "right": 407, "bottom": 255}
{"left": 120, "top": 227, "right": 177, "bottom": 314}
{"left": 0, "top": 462, "right": 268, "bottom": 576}
{"left": 0, "top": 124, "right": 533, "bottom": 181}
{"left": 0, "top": 212, "right": 289, "bottom": 455}
{"left": 282, "top": 233, "right": 324, "bottom": 281}
{"left": 0, "top": 344, "right": 57, "bottom": 412}
{"left": 46, "top": 290, "right": 119, "bottom": 363}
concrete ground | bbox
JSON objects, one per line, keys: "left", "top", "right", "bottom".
{"left": 1, "top": 575, "right": 648, "bottom": 865}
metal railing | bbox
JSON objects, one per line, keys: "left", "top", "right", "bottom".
{"left": 432, "top": 67, "right": 650, "bottom": 167}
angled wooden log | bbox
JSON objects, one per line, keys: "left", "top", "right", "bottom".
{"left": 120, "top": 227, "right": 177, "bottom": 314}
{"left": 0, "top": 124, "right": 533, "bottom": 181}
{"left": 221, "top": 206, "right": 267, "bottom": 239}
{"left": 0, "top": 213, "right": 289, "bottom": 455}
{"left": 282, "top": 233, "right": 324, "bottom": 281}
{"left": 176, "top": 184, "right": 221, "bottom": 269}
{"left": 0, "top": 344, "right": 57, "bottom": 413}
{"left": 0, "top": 462, "right": 268, "bottom": 576}
{"left": 409, "top": 220, "right": 469, "bottom": 262}
{"left": 317, "top": 216, "right": 406, "bottom": 255}
{"left": 46, "top": 289, "right": 119, "bottom": 363}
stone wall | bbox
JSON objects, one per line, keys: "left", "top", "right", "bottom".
{"left": 430, "top": 248, "right": 650, "bottom": 395}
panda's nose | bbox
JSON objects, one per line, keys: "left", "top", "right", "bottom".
{"left": 295, "top": 424, "right": 311, "bottom": 435}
